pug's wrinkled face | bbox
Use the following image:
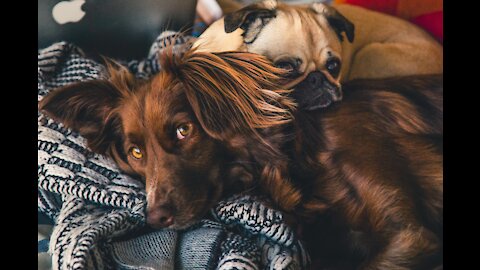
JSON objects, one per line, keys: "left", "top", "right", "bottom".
{"left": 195, "top": 1, "right": 355, "bottom": 110}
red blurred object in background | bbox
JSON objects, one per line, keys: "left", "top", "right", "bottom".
{"left": 411, "top": 11, "right": 443, "bottom": 43}
{"left": 334, "top": 0, "right": 443, "bottom": 43}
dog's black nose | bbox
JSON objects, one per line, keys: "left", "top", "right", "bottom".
{"left": 147, "top": 206, "right": 174, "bottom": 228}
{"left": 306, "top": 72, "right": 324, "bottom": 88}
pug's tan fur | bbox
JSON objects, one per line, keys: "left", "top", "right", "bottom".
{"left": 194, "top": 0, "right": 443, "bottom": 85}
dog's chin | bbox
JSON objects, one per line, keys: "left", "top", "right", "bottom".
{"left": 169, "top": 209, "right": 212, "bottom": 230}
{"left": 148, "top": 213, "right": 204, "bottom": 230}
{"left": 168, "top": 221, "right": 197, "bottom": 230}
{"left": 167, "top": 196, "right": 221, "bottom": 230}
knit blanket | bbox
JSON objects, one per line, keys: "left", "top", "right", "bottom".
{"left": 38, "top": 31, "right": 309, "bottom": 270}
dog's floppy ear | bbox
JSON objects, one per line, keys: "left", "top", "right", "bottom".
{"left": 311, "top": 3, "right": 355, "bottom": 43}
{"left": 160, "top": 49, "right": 295, "bottom": 142}
{"left": 224, "top": 2, "right": 277, "bottom": 43}
{"left": 39, "top": 63, "right": 133, "bottom": 154}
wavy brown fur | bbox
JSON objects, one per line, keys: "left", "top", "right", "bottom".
{"left": 160, "top": 47, "right": 295, "bottom": 139}
{"left": 289, "top": 74, "right": 443, "bottom": 269}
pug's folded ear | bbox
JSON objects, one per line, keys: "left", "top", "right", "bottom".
{"left": 311, "top": 3, "right": 355, "bottom": 43}
{"left": 224, "top": 2, "right": 277, "bottom": 43}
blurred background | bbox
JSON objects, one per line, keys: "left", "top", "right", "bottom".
{"left": 200, "top": 0, "right": 442, "bottom": 42}
{"left": 38, "top": 0, "right": 441, "bottom": 60}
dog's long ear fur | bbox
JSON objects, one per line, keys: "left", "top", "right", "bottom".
{"left": 38, "top": 62, "right": 134, "bottom": 154}
{"left": 161, "top": 49, "right": 295, "bottom": 142}
{"left": 311, "top": 3, "right": 355, "bottom": 43}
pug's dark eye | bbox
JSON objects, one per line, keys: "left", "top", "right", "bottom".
{"left": 275, "top": 61, "right": 296, "bottom": 72}
{"left": 274, "top": 58, "right": 302, "bottom": 76}
{"left": 326, "top": 58, "right": 341, "bottom": 78}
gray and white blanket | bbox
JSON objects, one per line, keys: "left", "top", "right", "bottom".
{"left": 38, "top": 32, "right": 309, "bottom": 270}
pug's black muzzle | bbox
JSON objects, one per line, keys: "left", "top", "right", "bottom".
{"left": 292, "top": 72, "right": 343, "bottom": 111}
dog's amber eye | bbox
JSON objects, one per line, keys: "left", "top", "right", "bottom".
{"left": 176, "top": 123, "right": 193, "bottom": 140}
{"left": 130, "top": 147, "right": 143, "bottom": 159}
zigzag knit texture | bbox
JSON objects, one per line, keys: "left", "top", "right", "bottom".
{"left": 38, "top": 31, "right": 310, "bottom": 270}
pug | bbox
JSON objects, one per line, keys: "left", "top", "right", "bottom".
{"left": 193, "top": 0, "right": 443, "bottom": 110}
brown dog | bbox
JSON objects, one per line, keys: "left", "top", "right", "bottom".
{"left": 39, "top": 48, "right": 298, "bottom": 229}
{"left": 278, "top": 74, "right": 443, "bottom": 269}
{"left": 39, "top": 46, "right": 443, "bottom": 268}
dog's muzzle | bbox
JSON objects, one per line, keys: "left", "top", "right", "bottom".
{"left": 292, "top": 72, "right": 343, "bottom": 111}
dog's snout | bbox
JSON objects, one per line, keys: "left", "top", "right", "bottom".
{"left": 147, "top": 206, "right": 175, "bottom": 228}
{"left": 293, "top": 71, "right": 342, "bottom": 111}
{"left": 306, "top": 72, "right": 324, "bottom": 88}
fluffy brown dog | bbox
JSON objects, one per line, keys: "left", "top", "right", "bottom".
{"left": 281, "top": 74, "right": 443, "bottom": 269}
{"left": 39, "top": 47, "right": 442, "bottom": 268}
{"left": 39, "top": 49, "right": 298, "bottom": 229}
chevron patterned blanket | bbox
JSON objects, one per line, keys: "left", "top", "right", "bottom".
{"left": 38, "top": 31, "right": 309, "bottom": 270}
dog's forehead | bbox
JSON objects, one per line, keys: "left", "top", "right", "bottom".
{"left": 247, "top": 8, "right": 340, "bottom": 63}
{"left": 120, "top": 78, "right": 188, "bottom": 133}
{"left": 147, "top": 81, "right": 190, "bottom": 124}
{"left": 119, "top": 93, "right": 144, "bottom": 136}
